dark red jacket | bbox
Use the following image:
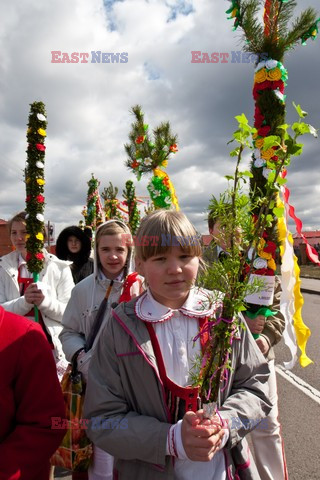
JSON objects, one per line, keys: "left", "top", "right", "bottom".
{"left": 0, "top": 306, "right": 66, "bottom": 479}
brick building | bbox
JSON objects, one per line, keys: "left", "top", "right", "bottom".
{"left": 0, "top": 219, "right": 12, "bottom": 256}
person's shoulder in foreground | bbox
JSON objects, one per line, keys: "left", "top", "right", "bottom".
{"left": 0, "top": 306, "right": 66, "bottom": 480}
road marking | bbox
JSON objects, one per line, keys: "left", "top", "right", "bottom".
{"left": 276, "top": 364, "right": 320, "bottom": 405}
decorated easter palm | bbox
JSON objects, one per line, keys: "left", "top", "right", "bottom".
{"left": 125, "top": 105, "right": 179, "bottom": 210}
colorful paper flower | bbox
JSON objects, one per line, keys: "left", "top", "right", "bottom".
{"left": 254, "top": 158, "right": 266, "bottom": 168}
{"left": 266, "top": 59, "right": 278, "bottom": 70}
{"left": 37, "top": 113, "right": 47, "bottom": 121}
{"left": 36, "top": 232, "right": 44, "bottom": 241}
{"left": 37, "top": 128, "right": 47, "bottom": 137}
{"left": 36, "top": 143, "right": 46, "bottom": 151}
{"left": 254, "top": 138, "right": 265, "bottom": 149}
{"left": 258, "top": 125, "right": 271, "bottom": 137}
{"left": 36, "top": 178, "right": 45, "bottom": 185}
{"left": 267, "top": 68, "right": 282, "bottom": 81}
{"left": 36, "top": 194, "right": 45, "bottom": 203}
{"left": 254, "top": 68, "right": 268, "bottom": 83}
{"left": 261, "top": 148, "right": 275, "bottom": 161}
{"left": 35, "top": 252, "right": 45, "bottom": 260}
{"left": 135, "top": 135, "right": 145, "bottom": 144}
{"left": 169, "top": 144, "right": 178, "bottom": 153}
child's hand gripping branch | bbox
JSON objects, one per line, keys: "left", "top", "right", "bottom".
{"left": 181, "top": 409, "right": 226, "bottom": 462}
{"left": 244, "top": 314, "right": 270, "bottom": 355}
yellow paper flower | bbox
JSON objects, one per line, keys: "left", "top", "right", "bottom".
{"left": 36, "top": 178, "right": 45, "bottom": 185}
{"left": 25, "top": 234, "right": 30, "bottom": 240}
{"left": 26, "top": 177, "right": 31, "bottom": 184}
{"left": 267, "top": 68, "right": 282, "bottom": 81}
{"left": 255, "top": 138, "right": 264, "bottom": 149}
{"left": 261, "top": 148, "right": 275, "bottom": 161}
{"left": 27, "top": 127, "right": 32, "bottom": 134}
{"left": 161, "top": 159, "right": 168, "bottom": 168}
{"left": 254, "top": 68, "right": 267, "bottom": 83}
{"left": 37, "top": 128, "right": 47, "bottom": 137}
{"left": 36, "top": 232, "right": 44, "bottom": 241}
{"left": 267, "top": 258, "right": 277, "bottom": 270}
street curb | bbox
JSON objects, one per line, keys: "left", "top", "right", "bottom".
{"left": 301, "top": 288, "right": 320, "bottom": 296}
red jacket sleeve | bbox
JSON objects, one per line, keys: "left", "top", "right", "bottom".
{"left": 0, "top": 322, "right": 66, "bottom": 480}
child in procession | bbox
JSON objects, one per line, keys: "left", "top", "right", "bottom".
{"left": 84, "top": 209, "right": 272, "bottom": 480}
{"left": 60, "top": 219, "right": 143, "bottom": 480}
{"left": 55, "top": 225, "right": 94, "bottom": 284}
{"left": 0, "top": 211, "right": 74, "bottom": 365}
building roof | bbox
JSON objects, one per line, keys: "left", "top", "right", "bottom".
{"left": 0, "top": 219, "right": 8, "bottom": 225}
{"left": 293, "top": 231, "right": 320, "bottom": 239}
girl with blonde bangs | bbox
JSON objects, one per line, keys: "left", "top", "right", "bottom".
{"left": 135, "top": 209, "right": 202, "bottom": 261}
{"left": 84, "top": 209, "right": 271, "bottom": 480}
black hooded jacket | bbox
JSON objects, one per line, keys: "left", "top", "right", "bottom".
{"left": 55, "top": 226, "right": 93, "bottom": 284}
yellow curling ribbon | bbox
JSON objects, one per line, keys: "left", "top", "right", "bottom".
{"left": 277, "top": 195, "right": 312, "bottom": 367}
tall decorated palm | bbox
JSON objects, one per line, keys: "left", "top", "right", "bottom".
{"left": 123, "top": 180, "right": 141, "bottom": 235}
{"left": 83, "top": 173, "right": 104, "bottom": 231}
{"left": 224, "top": 0, "right": 320, "bottom": 367}
{"left": 101, "top": 182, "right": 125, "bottom": 221}
{"left": 125, "top": 105, "right": 180, "bottom": 210}
{"left": 25, "top": 101, "right": 47, "bottom": 323}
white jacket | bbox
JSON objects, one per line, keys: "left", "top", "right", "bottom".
{"left": 0, "top": 249, "right": 74, "bottom": 360}
{"left": 59, "top": 219, "right": 142, "bottom": 380}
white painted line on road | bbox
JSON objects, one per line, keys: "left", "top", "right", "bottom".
{"left": 275, "top": 364, "right": 320, "bottom": 406}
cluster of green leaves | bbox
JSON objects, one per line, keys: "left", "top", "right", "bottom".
{"left": 123, "top": 180, "right": 140, "bottom": 235}
{"left": 236, "top": 0, "right": 319, "bottom": 60}
{"left": 124, "top": 105, "right": 178, "bottom": 181}
{"left": 25, "top": 101, "right": 47, "bottom": 275}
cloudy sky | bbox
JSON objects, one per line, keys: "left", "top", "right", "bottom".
{"left": 1, "top": 0, "right": 319, "bottom": 239}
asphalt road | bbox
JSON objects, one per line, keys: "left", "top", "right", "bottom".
{"left": 55, "top": 287, "right": 320, "bottom": 480}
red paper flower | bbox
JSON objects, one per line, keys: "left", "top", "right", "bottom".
{"left": 169, "top": 144, "right": 178, "bottom": 153}
{"left": 254, "top": 268, "right": 274, "bottom": 276}
{"left": 36, "top": 195, "right": 45, "bottom": 203}
{"left": 26, "top": 252, "right": 32, "bottom": 261}
{"left": 26, "top": 195, "right": 31, "bottom": 202}
{"left": 35, "top": 252, "right": 44, "bottom": 260}
{"left": 254, "top": 108, "right": 265, "bottom": 128}
{"left": 135, "top": 135, "right": 145, "bottom": 144}
{"left": 131, "top": 160, "right": 140, "bottom": 169}
{"left": 258, "top": 125, "right": 271, "bottom": 137}
{"left": 36, "top": 143, "right": 46, "bottom": 151}
{"left": 263, "top": 241, "right": 277, "bottom": 255}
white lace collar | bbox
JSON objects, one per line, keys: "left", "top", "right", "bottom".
{"left": 135, "top": 287, "right": 220, "bottom": 323}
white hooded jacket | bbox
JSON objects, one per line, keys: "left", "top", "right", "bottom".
{"left": 0, "top": 249, "right": 74, "bottom": 360}
{"left": 59, "top": 219, "right": 142, "bottom": 379}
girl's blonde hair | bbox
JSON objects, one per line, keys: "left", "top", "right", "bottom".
{"left": 135, "top": 210, "right": 202, "bottom": 261}
{"left": 95, "top": 219, "right": 133, "bottom": 277}
{"left": 8, "top": 211, "right": 27, "bottom": 234}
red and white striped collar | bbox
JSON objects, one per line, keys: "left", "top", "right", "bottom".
{"left": 135, "top": 287, "right": 221, "bottom": 323}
